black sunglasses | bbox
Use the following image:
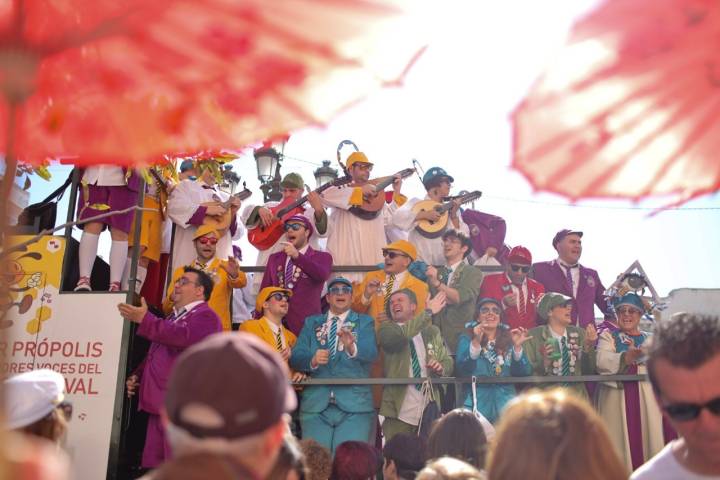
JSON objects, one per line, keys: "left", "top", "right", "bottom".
{"left": 662, "top": 396, "right": 720, "bottom": 422}
{"left": 383, "top": 251, "right": 408, "bottom": 260}
{"left": 270, "top": 292, "right": 290, "bottom": 302}
{"left": 510, "top": 264, "right": 530, "bottom": 273}
{"left": 283, "top": 223, "right": 305, "bottom": 232}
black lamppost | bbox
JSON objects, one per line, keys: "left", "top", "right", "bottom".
{"left": 254, "top": 144, "right": 283, "bottom": 202}
{"left": 313, "top": 160, "right": 338, "bottom": 188}
{"left": 220, "top": 164, "right": 241, "bottom": 194}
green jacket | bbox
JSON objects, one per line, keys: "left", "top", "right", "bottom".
{"left": 430, "top": 262, "right": 483, "bottom": 354}
{"left": 378, "top": 311, "right": 454, "bottom": 419}
{"left": 525, "top": 324, "right": 597, "bottom": 401}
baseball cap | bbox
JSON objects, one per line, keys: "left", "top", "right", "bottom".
{"left": 5, "top": 369, "right": 66, "bottom": 429}
{"left": 284, "top": 214, "right": 314, "bottom": 237}
{"left": 193, "top": 224, "right": 219, "bottom": 241}
{"left": 422, "top": 167, "right": 454, "bottom": 189}
{"left": 508, "top": 246, "right": 532, "bottom": 265}
{"left": 165, "top": 332, "right": 296, "bottom": 440}
{"left": 180, "top": 159, "right": 195, "bottom": 173}
{"left": 280, "top": 173, "right": 304, "bottom": 190}
{"left": 346, "top": 151, "right": 372, "bottom": 169}
{"left": 537, "top": 292, "right": 573, "bottom": 321}
{"left": 552, "top": 229, "right": 583, "bottom": 249}
{"left": 328, "top": 277, "right": 353, "bottom": 290}
{"left": 383, "top": 240, "right": 418, "bottom": 261}
{"left": 256, "top": 286, "right": 292, "bottom": 312}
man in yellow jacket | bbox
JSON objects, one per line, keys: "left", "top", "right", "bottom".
{"left": 164, "top": 224, "right": 246, "bottom": 330}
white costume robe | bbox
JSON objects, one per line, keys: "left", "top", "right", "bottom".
{"left": 321, "top": 185, "right": 405, "bottom": 284}
{"left": 167, "top": 179, "right": 244, "bottom": 272}
{"left": 392, "top": 195, "right": 469, "bottom": 266}
{"left": 596, "top": 330, "right": 665, "bottom": 471}
{"left": 241, "top": 202, "right": 328, "bottom": 294}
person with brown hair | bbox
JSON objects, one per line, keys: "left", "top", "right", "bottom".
{"left": 426, "top": 409, "right": 488, "bottom": 471}
{"left": 485, "top": 388, "right": 628, "bottom": 480}
{"left": 382, "top": 433, "right": 427, "bottom": 480}
{"left": 299, "top": 439, "right": 332, "bottom": 480}
{"left": 330, "top": 441, "right": 382, "bottom": 480}
{"left": 267, "top": 435, "right": 308, "bottom": 480}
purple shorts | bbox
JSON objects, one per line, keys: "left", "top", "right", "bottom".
{"left": 77, "top": 184, "right": 137, "bottom": 233}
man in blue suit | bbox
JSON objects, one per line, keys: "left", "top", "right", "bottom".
{"left": 290, "top": 277, "right": 378, "bottom": 455}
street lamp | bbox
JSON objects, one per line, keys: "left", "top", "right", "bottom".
{"left": 313, "top": 160, "right": 339, "bottom": 187}
{"left": 254, "top": 142, "right": 283, "bottom": 202}
{"left": 220, "top": 164, "right": 241, "bottom": 194}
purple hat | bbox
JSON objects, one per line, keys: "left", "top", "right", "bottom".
{"left": 165, "top": 332, "right": 296, "bottom": 440}
{"left": 552, "top": 229, "right": 583, "bottom": 249}
{"left": 284, "top": 214, "right": 314, "bottom": 238}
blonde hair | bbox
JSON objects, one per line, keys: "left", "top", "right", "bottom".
{"left": 417, "top": 457, "right": 485, "bottom": 480}
{"left": 486, "top": 389, "right": 627, "bottom": 480}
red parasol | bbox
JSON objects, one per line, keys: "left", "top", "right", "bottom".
{"left": 511, "top": 0, "right": 720, "bottom": 205}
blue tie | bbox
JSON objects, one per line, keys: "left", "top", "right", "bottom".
{"left": 328, "top": 316, "right": 339, "bottom": 358}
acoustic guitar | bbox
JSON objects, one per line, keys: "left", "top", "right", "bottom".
{"left": 412, "top": 190, "right": 483, "bottom": 238}
{"left": 201, "top": 184, "right": 253, "bottom": 236}
{"left": 148, "top": 167, "right": 172, "bottom": 220}
{"left": 248, "top": 176, "right": 352, "bottom": 251}
{"left": 348, "top": 168, "right": 416, "bottom": 220}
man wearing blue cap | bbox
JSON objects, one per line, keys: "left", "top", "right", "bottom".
{"left": 532, "top": 229, "right": 612, "bottom": 328}
{"left": 393, "top": 166, "right": 468, "bottom": 266}
{"left": 290, "top": 277, "right": 378, "bottom": 455}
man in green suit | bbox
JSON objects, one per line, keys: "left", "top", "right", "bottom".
{"left": 378, "top": 288, "right": 453, "bottom": 440}
{"left": 426, "top": 230, "right": 483, "bottom": 354}
{"left": 525, "top": 292, "right": 598, "bottom": 401}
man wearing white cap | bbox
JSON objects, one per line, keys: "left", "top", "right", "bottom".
{"left": 5, "top": 369, "right": 71, "bottom": 444}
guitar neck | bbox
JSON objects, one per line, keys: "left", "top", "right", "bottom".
{"left": 373, "top": 168, "right": 414, "bottom": 191}
{"left": 437, "top": 191, "right": 482, "bottom": 213}
{"left": 276, "top": 179, "right": 342, "bottom": 218}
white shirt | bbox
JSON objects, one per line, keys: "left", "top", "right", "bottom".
{"left": 557, "top": 258, "right": 580, "bottom": 298}
{"left": 82, "top": 166, "right": 126, "bottom": 186}
{"left": 264, "top": 318, "right": 286, "bottom": 349}
{"left": 631, "top": 442, "right": 720, "bottom": 480}
{"left": 232, "top": 273, "right": 255, "bottom": 325}
{"left": 392, "top": 195, "right": 469, "bottom": 266}
{"left": 550, "top": 326, "right": 569, "bottom": 356}
{"left": 173, "top": 300, "right": 203, "bottom": 321}
{"left": 445, "top": 260, "right": 463, "bottom": 286}
{"left": 397, "top": 333, "right": 428, "bottom": 426}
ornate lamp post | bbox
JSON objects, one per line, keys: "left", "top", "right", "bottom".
{"left": 254, "top": 142, "right": 284, "bottom": 202}
{"left": 313, "top": 160, "right": 338, "bottom": 187}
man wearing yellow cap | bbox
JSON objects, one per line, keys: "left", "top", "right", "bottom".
{"left": 322, "top": 151, "right": 407, "bottom": 284}
{"left": 239, "top": 287, "right": 305, "bottom": 381}
{"left": 164, "top": 225, "right": 246, "bottom": 330}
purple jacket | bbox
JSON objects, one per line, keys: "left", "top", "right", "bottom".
{"left": 260, "top": 246, "right": 333, "bottom": 336}
{"left": 136, "top": 302, "right": 222, "bottom": 414}
{"left": 531, "top": 260, "right": 611, "bottom": 328}
{"left": 461, "top": 210, "right": 509, "bottom": 264}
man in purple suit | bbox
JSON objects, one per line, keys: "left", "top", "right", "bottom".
{"left": 531, "top": 229, "right": 612, "bottom": 328}
{"left": 260, "top": 214, "right": 333, "bottom": 336}
{"left": 118, "top": 266, "right": 223, "bottom": 469}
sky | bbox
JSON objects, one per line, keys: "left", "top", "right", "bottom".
{"left": 18, "top": 0, "right": 720, "bottom": 299}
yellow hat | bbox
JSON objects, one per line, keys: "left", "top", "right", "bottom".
{"left": 346, "top": 151, "right": 372, "bottom": 169}
{"left": 382, "top": 240, "right": 417, "bottom": 261}
{"left": 193, "top": 224, "right": 219, "bottom": 240}
{"left": 255, "top": 287, "right": 293, "bottom": 313}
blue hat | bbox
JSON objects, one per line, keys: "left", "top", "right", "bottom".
{"left": 465, "top": 297, "right": 505, "bottom": 328}
{"left": 612, "top": 293, "right": 645, "bottom": 312}
{"left": 180, "top": 159, "right": 195, "bottom": 173}
{"left": 422, "top": 167, "right": 454, "bottom": 189}
{"left": 328, "top": 277, "right": 353, "bottom": 290}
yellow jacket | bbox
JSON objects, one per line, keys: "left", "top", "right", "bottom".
{"left": 164, "top": 258, "right": 247, "bottom": 331}
{"left": 238, "top": 317, "right": 297, "bottom": 352}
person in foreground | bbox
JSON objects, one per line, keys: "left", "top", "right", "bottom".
{"left": 144, "top": 332, "right": 297, "bottom": 479}
{"left": 485, "top": 388, "right": 627, "bottom": 480}
{"left": 416, "top": 457, "right": 485, "bottom": 480}
{"left": 631, "top": 313, "right": 720, "bottom": 479}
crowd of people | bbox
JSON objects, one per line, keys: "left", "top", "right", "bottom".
{"left": 4, "top": 153, "right": 720, "bottom": 479}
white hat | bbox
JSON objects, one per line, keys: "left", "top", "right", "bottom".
{"left": 4, "top": 369, "right": 66, "bottom": 429}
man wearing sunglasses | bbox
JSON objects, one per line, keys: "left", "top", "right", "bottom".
{"left": 243, "top": 172, "right": 328, "bottom": 294}
{"left": 290, "top": 277, "right": 377, "bottom": 455}
{"left": 117, "top": 266, "right": 222, "bottom": 468}
{"left": 631, "top": 314, "right": 720, "bottom": 479}
{"left": 322, "top": 151, "right": 407, "bottom": 284}
{"left": 164, "top": 224, "right": 247, "bottom": 331}
{"left": 260, "top": 214, "right": 332, "bottom": 336}
{"left": 480, "top": 246, "right": 545, "bottom": 330}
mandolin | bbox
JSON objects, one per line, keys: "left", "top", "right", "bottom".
{"left": 248, "top": 176, "right": 352, "bottom": 250}
{"left": 201, "top": 183, "right": 253, "bottom": 236}
{"left": 348, "top": 168, "right": 416, "bottom": 220}
{"left": 412, "top": 190, "right": 482, "bottom": 238}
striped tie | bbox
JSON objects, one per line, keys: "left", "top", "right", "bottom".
{"left": 563, "top": 264, "right": 575, "bottom": 297}
{"left": 328, "top": 316, "right": 339, "bottom": 358}
{"left": 275, "top": 328, "right": 283, "bottom": 351}
{"left": 409, "top": 339, "right": 422, "bottom": 390}
{"left": 384, "top": 274, "right": 396, "bottom": 308}
{"left": 561, "top": 337, "right": 571, "bottom": 376}
{"left": 284, "top": 259, "right": 294, "bottom": 288}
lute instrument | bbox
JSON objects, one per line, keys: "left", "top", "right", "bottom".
{"left": 201, "top": 183, "right": 252, "bottom": 236}
{"left": 348, "top": 168, "right": 416, "bottom": 220}
{"left": 248, "top": 175, "right": 352, "bottom": 250}
{"left": 412, "top": 190, "right": 482, "bottom": 238}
